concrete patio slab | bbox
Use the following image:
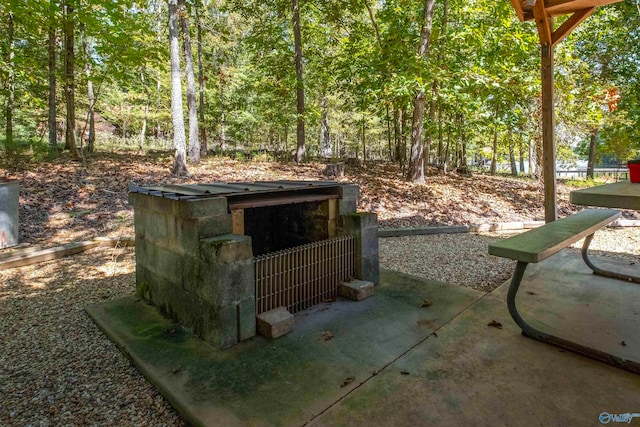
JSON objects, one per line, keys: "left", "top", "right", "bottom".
{"left": 313, "top": 251, "right": 640, "bottom": 426}
{"left": 85, "top": 269, "right": 482, "bottom": 426}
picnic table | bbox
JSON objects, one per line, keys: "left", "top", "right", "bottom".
{"left": 571, "top": 180, "right": 640, "bottom": 284}
{"left": 488, "top": 180, "right": 640, "bottom": 374}
{"left": 570, "top": 180, "right": 640, "bottom": 210}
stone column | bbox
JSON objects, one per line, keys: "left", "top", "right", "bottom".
{"left": 129, "top": 193, "right": 256, "bottom": 349}
{"left": 339, "top": 212, "right": 379, "bottom": 285}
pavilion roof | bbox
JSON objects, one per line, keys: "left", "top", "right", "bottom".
{"left": 510, "top": 0, "right": 623, "bottom": 46}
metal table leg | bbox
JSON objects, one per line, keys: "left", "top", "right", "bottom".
{"left": 582, "top": 234, "right": 640, "bottom": 284}
{"left": 506, "top": 260, "right": 640, "bottom": 374}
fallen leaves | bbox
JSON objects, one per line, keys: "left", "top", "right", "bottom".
{"left": 418, "top": 298, "right": 432, "bottom": 308}
{"left": 340, "top": 376, "right": 355, "bottom": 387}
{"left": 4, "top": 150, "right": 609, "bottom": 250}
{"left": 487, "top": 320, "right": 503, "bottom": 329}
{"left": 320, "top": 331, "right": 334, "bottom": 341}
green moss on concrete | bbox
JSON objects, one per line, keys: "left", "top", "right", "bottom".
{"left": 86, "top": 271, "right": 482, "bottom": 426}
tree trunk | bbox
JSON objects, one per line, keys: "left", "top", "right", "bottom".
{"left": 423, "top": 0, "right": 447, "bottom": 174}
{"left": 490, "top": 128, "right": 498, "bottom": 176}
{"left": 292, "top": 0, "right": 305, "bottom": 163}
{"left": 181, "top": 3, "right": 200, "bottom": 164}
{"left": 519, "top": 140, "right": 525, "bottom": 175}
{"left": 64, "top": 1, "right": 79, "bottom": 158}
{"left": 437, "top": 108, "right": 443, "bottom": 165}
{"left": 509, "top": 136, "right": 517, "bottom": 176}
{"left": 320, "top": 95, "right": 331, "bottom": 158}
{"left": 424, "top": 84, "right": 436, "bottom": 168}
{"left": 407, "top": 0, "right": 437, "bottom": 183}
{"left": 156, "top": 70, "right": 162, "bottom": 138}
{"left": 6, "top": 11, "right": 15, "bottom": 155}
{"left": 361, "top": 115, "right": 367, "bottom": 161}
{"left": 385, "top": 104, "right": 392, "bottom": 160}
{"left": 169, "top": 0, "right": 189, "bottom": 176}
{"left": 393, "top": 106, "right": 402, "bottom": 164}
{"left": 48, "top": 1, "right": 58, "bottom": 153}
{"left": 81, "top": 25, "right": 95, "bottom": 153}
{"left": 587, "top": 128, "right": 598, "bottom": 180}
{"left": 529, "top": 138, "right": 535, "bottom": 178}
{"left": 140, "top": 70, "right": 150, "bottom": 151}
{"left": 195, "top": 0, "right": 207, "bottom": 157}
{"left": 443, "top": 120, "right": 450, "bottom": 174}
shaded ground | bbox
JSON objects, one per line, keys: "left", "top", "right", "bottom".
{"left": 4, "top": 150, "right": 634, "bottom": 249}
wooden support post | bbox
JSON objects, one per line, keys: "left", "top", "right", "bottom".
{"left": 327, "top": 199, "right": 337, "bottom": 237}
{"left": 541, "top": 43, "right": 557, "bottom": 223}
{"left": 232, "top": 209, "right": 245, "bottom": 235}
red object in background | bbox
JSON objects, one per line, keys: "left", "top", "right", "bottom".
{"left": 628, "top": 160, "right": 640, "bottom": 183}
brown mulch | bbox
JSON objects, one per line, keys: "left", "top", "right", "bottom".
{"left": 1, "top": 150, "right": 637, "bottom": 250}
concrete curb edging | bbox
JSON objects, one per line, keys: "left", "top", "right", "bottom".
{"left": 0, "top": 237, "right": 134, "bottom": 271}
{"left": 2, "top": 218, "right": 639, "bottom": 269}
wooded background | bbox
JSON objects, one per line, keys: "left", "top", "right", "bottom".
{"left": 0, "top": 0, "right": 638, "bottom": 179}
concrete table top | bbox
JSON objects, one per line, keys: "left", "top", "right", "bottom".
{"left": 570, "top": 181, "right": 640, "bottom": 210}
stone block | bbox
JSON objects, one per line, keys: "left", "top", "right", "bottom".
{"left": 360, "top": 226, "right": 379, "bottom": 258}
{"left": 200, "top": 234, "right": 253, "bottom": 264}
{"left": 143, "top": 210, "right": 169, "bottom": 245}
{"left": 175, "top": 197, "right": 228, "bottom": 219}
{"left": 237, "top": 297, "right": 257, "bottom": 341}
{"left": 133, "top": 209, "right": 146, "bottom": 240}
{"left": 340, "top": 212, "right": 378, "bottom": 234}
{"left": 339, "top": 279, "right": 374, "bottom": 301}
{"left": 359, "top": 255, "right": 380, "bottom": 285}
{"left": 127, "top": 191, "right": 149, "bottom": 209}
{"left": 338, "top": 198, "right": 357, "bottom": 215}
{"left": 338, "top": 184, "right": 360, "bottom": 200}
{"left": 198, "top": 214, "right": 234, "bottom": 238}
{"left": 339, "top": 212, "right": 379, "bottom": 284}
{"left": 257, "top": 307, "right": 294, "bottom": 339}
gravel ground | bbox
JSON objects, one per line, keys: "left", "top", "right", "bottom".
{"left": 1, "top": 227, "right": 638, "bottom": 425}
{"left": 0, "top": 247, "right": 185, "bottom": 427}
{"left": 379, "top": 227, "right": 640, "bottom": 292}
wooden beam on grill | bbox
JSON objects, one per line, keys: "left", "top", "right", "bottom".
{"left": 328, "top": 199, "right": 337, "bottom": 238}
{"left": 228, "top": 194, "right": 338, "bottom": 211}
{"left": 232, "top": 209, "right": 245, "bottom": 235}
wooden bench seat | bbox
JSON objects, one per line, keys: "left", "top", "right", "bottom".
{"left": 488, "top": 208, "right": 621, "bottom": 263}
{"left": 488, "top": 208, "right": 640, "bottom": 374}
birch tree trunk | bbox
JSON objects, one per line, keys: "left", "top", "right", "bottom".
{"left": 81, "top": 25, "right": 95, "bottom": 153}
{"left": 407, "top": 0, "right": 436, "bottom": 183}
{"left": 169, "top": 0, "right": 189, "bottom": 176}
{"left": 181, "top": 2, "right": 200, "bottom": 164}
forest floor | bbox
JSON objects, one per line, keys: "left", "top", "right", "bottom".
{"left": 3, "top": 150, "right": 637, "bottom": 249}
{"left": 2, "top": 150, "right": 640, "bottom": 425}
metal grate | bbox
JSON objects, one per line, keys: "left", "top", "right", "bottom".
{"left": 254, "top": 235, "right": 355, "bottom": 315}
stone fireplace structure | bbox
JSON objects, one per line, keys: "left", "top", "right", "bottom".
{"left": 129, "top": 181, "right": 378, "bottom": 349}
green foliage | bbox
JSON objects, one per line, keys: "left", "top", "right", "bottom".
{"left": 0, "top": 0, "right": 637, "bottom": 167}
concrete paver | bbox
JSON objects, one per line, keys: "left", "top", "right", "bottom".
{"left": 86, "top": 252, "right": 640, "bottom": 426}
{"left": 86, "top": 270, "right": 481, "bottom": 426}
